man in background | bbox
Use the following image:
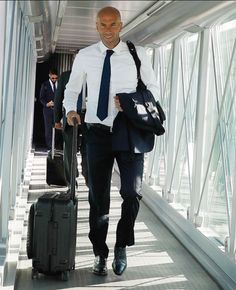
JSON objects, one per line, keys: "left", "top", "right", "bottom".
{"left": 39, "top": 68, "right": 58, "bottom": 150}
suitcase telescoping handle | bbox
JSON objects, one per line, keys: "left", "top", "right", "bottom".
{"left": 70, "top": 117, "right": 78, "bottom": 201}
{"left": 51, "top": 127, "right": 55, "bottom": 159}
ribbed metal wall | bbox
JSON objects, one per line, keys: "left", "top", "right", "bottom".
{"left": 49, "top": 53, "right": 74, "bottom": 75}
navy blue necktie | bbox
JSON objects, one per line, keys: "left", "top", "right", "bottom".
{"left": 97, "top": 50, "right": 114, "bottom": 121}
{"left": 53, "top": 82, "right": 56, "bottom": 93}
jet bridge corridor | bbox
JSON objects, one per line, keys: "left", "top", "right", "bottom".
{"left": 1, "top": 1, "right": 236, "bottom": 289}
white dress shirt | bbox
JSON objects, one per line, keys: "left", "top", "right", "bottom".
{"left": 64, "top": 40, "right": 159, "bottom": 127}
{"left": 49, "top": 79, "right": 57, "bottom": 92}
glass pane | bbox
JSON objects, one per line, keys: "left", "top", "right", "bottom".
{"left": 170, "top": 34, "right": 200, "bottom": 209}
{"left": 147, "top": 44, "right": 172, "bottom": 189}
{"left": 199, "top": 19, "right": 236, "bottom": 244}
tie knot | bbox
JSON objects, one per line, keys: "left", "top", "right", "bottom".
{"left": 106, "top": 50, "right": 114, "bottom": 57}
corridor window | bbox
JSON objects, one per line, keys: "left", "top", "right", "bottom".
{"left": 197, "top": 18, "right": 236, "bottom": 244}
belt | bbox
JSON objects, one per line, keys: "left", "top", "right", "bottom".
{"left": 78, "top": 109, "right": 86, "bottom": 114}
{"left": 87, "top": 123, "right": 112, "bottom": 132}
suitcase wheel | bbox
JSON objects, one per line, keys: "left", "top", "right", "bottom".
{"left": 61, "top": 270, "right": 69, "bottom": 281}
{"left": 31, "top": 268, "right": 39, "bottom": 280}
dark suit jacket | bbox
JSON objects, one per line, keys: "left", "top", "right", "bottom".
{"left": 54, "top": 70, "right": 85, "bottom": 130}
{"left": 39, "top": 80, "right": 55, "bottom": 108}
{"left": 117, "top": 90, "right": 165, "bottom": 136}
{"left": 54, "top": 70, "right": 71, "bottom": 125}
{"left": 112, "top": 89, "right": 165, "bottom": 153}
{"left": 112, "top": 111, "right": 155, "bottom": 153}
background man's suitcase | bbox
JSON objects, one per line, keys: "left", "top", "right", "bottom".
{"left": 46, "top": 128, "right": 67, "bottom": 186}
{"left": 27, "top": 119, "right": 78, "bottom": 281}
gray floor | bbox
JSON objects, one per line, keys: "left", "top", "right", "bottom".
{"left": 14, "top": 151, "right": 222, "bottom": 290}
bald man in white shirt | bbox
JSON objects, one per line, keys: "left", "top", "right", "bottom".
{"left": 64, "top": 6, "right": 159, "bottom": 276}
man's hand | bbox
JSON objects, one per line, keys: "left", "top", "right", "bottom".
{"left": 114, "top": 96, "right": 123, "bottom": 112}
{"left": 55, "top": 122, "right": 62, "bottom": 129}
{"left": 67, "top": 111, "right": 81, "bottom": 126}
{"left": 46, "top": 100, "right": 54, "bottom": 108}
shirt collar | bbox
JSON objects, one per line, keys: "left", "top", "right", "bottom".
{"left": 98, "top": 40, "right": 125, "bottom": 55}
{"left": 49, "top": 79, "right": 57, "bottom": 87}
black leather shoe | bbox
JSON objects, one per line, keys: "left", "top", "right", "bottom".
{"left": 93, "top": 256, "right": 107, "bottom": 276}
{"left": 112, "top": 246, "right": 127, "bottom": 275}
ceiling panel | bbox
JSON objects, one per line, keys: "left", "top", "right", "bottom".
{"left": 23, "top": 0, "right": 236, "bottom": 61}
{"left": 55, "top": 0, "right": 156, "bottom": 53}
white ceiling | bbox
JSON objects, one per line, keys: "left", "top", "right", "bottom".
{"left": 54, "top": 1, "right": 157, "bottom": 53}
{"left": 21, "top": 1, "right": 236, "bottom": 61}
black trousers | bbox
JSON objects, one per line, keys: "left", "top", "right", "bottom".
{"left": 86, "top": 125, "right": 144, "bottom": 258}
{"left": 43, "top": 108, "right": 63, "bottom": 150}
{"left": 43, "top": 107, "right": 54, "bottom": 149}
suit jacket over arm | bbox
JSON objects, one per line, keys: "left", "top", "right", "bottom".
{"left": 54, "top": 71, "right": 71, "bottom": 123}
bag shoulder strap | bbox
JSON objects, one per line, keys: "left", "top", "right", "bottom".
{"left": 126, "top": 40, "right": 146, "bottom": 91}
{"left": 126, "top": 40, "right": 166, "bottom": 124}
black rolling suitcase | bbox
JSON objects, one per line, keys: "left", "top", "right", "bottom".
{"left": 46, "top": 128, "right": 67, "bottom": 186}
{"left": 27, "top": 119, "right": 78, "bottom": 281}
